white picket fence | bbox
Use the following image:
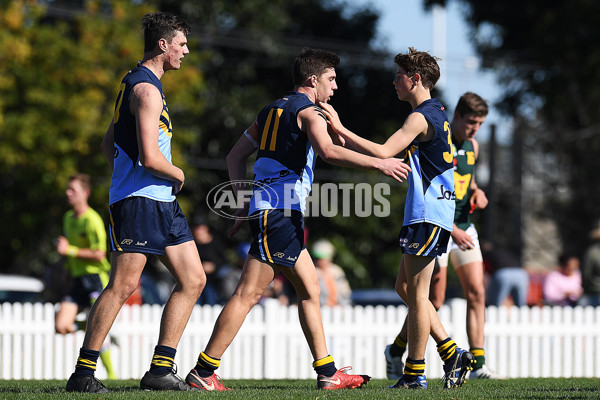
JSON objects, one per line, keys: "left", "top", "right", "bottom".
{"left": 1, "top": 299, "right": 600, "bottom": 380}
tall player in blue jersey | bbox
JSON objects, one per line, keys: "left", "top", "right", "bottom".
{"left": 184, "top": 48, "right": 410, "bottom": 391}
{"left": 66, "top": 12, "right": 206, "bottom": 393}
{"left": 321, "top": 48, "right": 474, "bottom": 389}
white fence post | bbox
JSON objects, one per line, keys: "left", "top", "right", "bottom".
{"left": 2, "top": 301, "right": 600, "bottom": 379}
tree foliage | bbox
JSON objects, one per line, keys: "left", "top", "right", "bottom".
{"left": 1, "top": 0, "right": 421, "bottom": 289}
{"left": 0, "top": 0, "right": 206, "bottom": 273}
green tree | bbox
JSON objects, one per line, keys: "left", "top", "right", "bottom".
{"left": 425, "top": 0, "right": 600, "bottom": 256}
{"left": 0, "top": 0, "right": 206, "bottom": 274}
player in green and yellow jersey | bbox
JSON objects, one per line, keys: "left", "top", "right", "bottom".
{"left": 56, "top": 173, "right": 115, "bottom": 379}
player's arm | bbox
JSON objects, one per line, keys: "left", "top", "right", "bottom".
{"left": 56, "top": 236, "right": 107, "bottom": 261}
{"left": 132, "top": 82, "right": 185, "bottom": 193}
{"left": 301, "top": 107, "right": 410, "bottom": 182}
{"left": 469, "top": 138, "right": 488, "bottom": 210}
{"left": 100, "top": 119, "right": 115, "bottom": 171}
{"left": 225, "top": 121, "right": 259, "bottom": 237}
{"left": 227, "top": 121, "right": 259, "bottom": 187}
{"left": 319, "top": 102, "right": 426, "bottom": 158}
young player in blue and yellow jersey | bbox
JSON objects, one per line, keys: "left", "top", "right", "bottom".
{"left": 384, "top": 93, "right": 504, "bottom": 381}
{"left": 185, "top": 48, "right": 410, "bottom": 391}
{"left": 108, "top": 63, "right": 176, "bottom": 205}
{"left": 321, "top": 48, "right": 474, "bottom": 389}
{"left": 66, "top": 12, "right": 206, "bottom": 393}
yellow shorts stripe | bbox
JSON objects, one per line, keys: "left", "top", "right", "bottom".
{"left": 262, "top": 211, "right": 273, "bottom": 263}
{"left": 417, "top": 226, "right": 439, "bottom": 256}
{"left": 109, "top": 207, "right": 122, "bottom": 251}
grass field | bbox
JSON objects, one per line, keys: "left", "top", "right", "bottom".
{"left": 1, "top": 378, "right": 599, "bottom": 399}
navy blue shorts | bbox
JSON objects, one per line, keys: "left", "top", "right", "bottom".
{"left": 398, "top": 222, "right": 451, "bottom": 257}
{"left": 64, "top": 274, "right": 105, "bottom": 309}
{"left": 248, "top": 209, "right": 304, "bottom": 268}
{"left": 109, "top": 197, "right": 194, "bottom": 255}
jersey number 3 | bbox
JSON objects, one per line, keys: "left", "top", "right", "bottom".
{"left": 443, "top": 121, "right": 453, "bottom": 164}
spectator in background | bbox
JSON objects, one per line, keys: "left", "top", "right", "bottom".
{"left": 481, "top": 242, "right": 529, "bottom": 307}
{"left": 218, "top": 242, "right": 248, "bottom": 302}
{"left": 191, "top": 216, "right": 227, "bottom": 305}
{"left": 543, "top": 254, "right": 583, "bottom": 306}
{"left": 580, "top": 222, "right": 600, "bottom": 306}
{"left": 55, "top": 173, "right": 116, "bottom": 380}
{"left": 311, "top": 239, "right": 352, "bottom": 307}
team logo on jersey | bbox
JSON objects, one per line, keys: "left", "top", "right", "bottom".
{"left": 454, "top": 172, "right": 472, "bottom": 200}
{"left": 273, "top": 252, "right": 285, "bottom": 258}
{"left": 436, "top": 184, "right": 456, "bottom": 201}
{"left": 121, "top": 239, "right": 133, "bottom": 245}
{"left": 467, "top": 151, "right": 475, "bottom": 165}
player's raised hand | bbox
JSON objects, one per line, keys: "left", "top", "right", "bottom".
{"left": 318, "top": 102, "right": 345, "bottom": 134}
{"left": 377, "top": 157, "right": 411, "bottom": 183}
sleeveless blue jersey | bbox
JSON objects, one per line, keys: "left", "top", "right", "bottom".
{"left": 109, "top": 65, "right": 175, "bottom": 205}
{"left": 403, "top": 98, "right": 455, "bottom": 231}
{"left": 249, "top": 91, "right": 317, "bottom": 215}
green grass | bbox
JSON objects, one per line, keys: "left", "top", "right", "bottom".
{"left": 1, "top": 378, "right": 599, "bottom": 399}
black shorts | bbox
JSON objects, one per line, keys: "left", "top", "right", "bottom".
{"left": 248, "top": 209, "right": 304, "bottom": 268}
{"left": 64, "top": 274, "right": 104, "bottom": 309}
{"left": 109, "top": 197, "right": 194, "bottom": 255}
{"left": 398, "top": 222, "right": 451, "bottom": 257}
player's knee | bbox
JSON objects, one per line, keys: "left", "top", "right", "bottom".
{"left": 233, "top": 286, "right": 263, "bottom": 308}
{"left": 111, "top": 277, "right": 140, "bottom": 300}
{"left": 183, "top": 271, "right": 206, "bottom": 297}
{"left": 395, "top": 281, "right": 408, "bottom": 302}
{"left": 304, "top": 278, "right": 321, "bottom": 301}
{"left": 466, "top": 284, "right": 485, "bottom": 304}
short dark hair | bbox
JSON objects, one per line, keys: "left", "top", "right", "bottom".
{"left": 142, "top": 12, "right": 191, "bottom": 54}
{"left": 394, "top": 47, "right": 440, "bottom": 90}
{"left": 293, "top": 48, "right": 340, "bottom": 86}
{"left": 69, "top": 173, "right": 91, "bottom": 192}
{"left": 455, "top": 92, "right": 489, "bottom": 118}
